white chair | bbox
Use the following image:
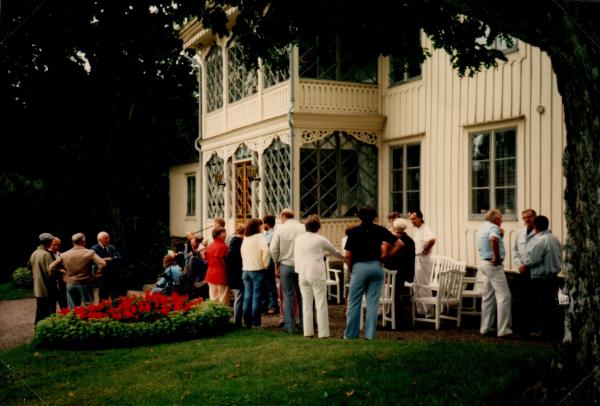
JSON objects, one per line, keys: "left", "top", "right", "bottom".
{"left": 412, "top": 268, "right": 465, "bottom": 330}
{"left": 360, "top": 268, "right": 398, "bottom": 330}
{"left": 325, "top": 258, "right": 342, "bottom": 304}
{"left": 460, "top": 269, "right": 485, "bottom": 317}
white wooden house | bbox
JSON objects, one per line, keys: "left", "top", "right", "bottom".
{"left": 170, "top": 14, "right": 566, "bottom": 271}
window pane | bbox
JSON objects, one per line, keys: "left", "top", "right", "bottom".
{"left": 472, "top": 161, "right": 490, "bottom": 187}
{"left": 391, "top": 147, "right": 403, "bottom": 170}
{"left": 391, "top": 169, "right": 403, "bottom": 192}
{"left": 407, "top": 168, "right": 420, "bottom": 191}
{"left": 472, "top": 189, "right": 490, "bottom": 215}
{"left": 495, "top": 158, "right": 516, "bottom": 187}
{"left": 471, "top": 133, "right": 490, "bottom": 160}
{"left": 496, "top": 188, "right": 516, "bottom": 214}
{"left": 391, "top": 192, "right": 403, "bottom": 213}
{"left": 495, "top": 129, "right": 516, "bottom": 158}
{"left": 407, "top": 191, "right": 420, "bottom": 214}
{"left": 206, "top": 46, "right": 223, "bottom": 112}
{"left": 407, "top": 144, "right": 420, "bottom": 167}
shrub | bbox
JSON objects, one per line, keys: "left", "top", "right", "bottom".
{"left": 11, "top": 267, "right": 33, "bottom": 288}
{"left": 33, "top": 293, "right": 232, "bottom": 349}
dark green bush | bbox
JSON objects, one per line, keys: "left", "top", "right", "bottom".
{"left": 11, "top": 267, "right": 33, "bottom": 288}
{"left": 33, "top": 301, "right": 232, "bottom": 349}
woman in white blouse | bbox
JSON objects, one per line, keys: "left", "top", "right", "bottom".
{"left": 294, "top": 215, "right": 344, "bottom": 338}
{"left": 240, "top": 218, "right": 271, "bottom": 327}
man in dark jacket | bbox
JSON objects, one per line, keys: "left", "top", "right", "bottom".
{"left": 91, "top": 231, "right": 121, "bottom": 301}
{"left": 29, "top": 232, "right": 58, "bottom": 324}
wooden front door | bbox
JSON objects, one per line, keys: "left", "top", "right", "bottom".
{"left": 235, "top": 161, "right": 252, "bottom": 226}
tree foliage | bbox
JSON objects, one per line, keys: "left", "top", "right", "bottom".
{"left": 0, "top": 1, "right": 199, "bottom": 281}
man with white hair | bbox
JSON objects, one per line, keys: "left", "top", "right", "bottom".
{"left": 476, "top": 209, "right": 513, "bottom": 337}
{"left": 91, "top": 231, "right": 122, "bottom": 301}
{"left": 50, "top": 233, "right": 106, "bottom": 308}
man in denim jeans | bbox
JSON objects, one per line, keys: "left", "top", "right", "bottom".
{"left": 270, "top": 209, "right": 305, "bottom": 333}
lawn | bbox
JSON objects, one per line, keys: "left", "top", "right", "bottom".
{"left": 0, "top": 328, "right": 556, "bottom": 405}
{"left": 0, "top": 282, "right": 33, "bottom": 301}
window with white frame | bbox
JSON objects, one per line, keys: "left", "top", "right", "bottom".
{"left": 390, "top": 144, "right": 420, "bottom": 215}
{"left": 186, "top": 175, "right": 196, "bottom": 217}
{"left": 470, "top": 128, "right": 516, "bottom": 217}
{"left": 206, "top": 45, "right": 223, "bottom": 113}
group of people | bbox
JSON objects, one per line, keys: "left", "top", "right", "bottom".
{"left": 476, "top": 208, "right": 562, "bottom": 338}
{"left": 164, "top": 206, "right": 435, "bottom": 340}
{"left": 29, "top": 231, "right": 121, "bottom": 324}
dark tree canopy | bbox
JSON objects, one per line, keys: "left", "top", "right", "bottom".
{"left": 0, "top": 1, "right": 200, "bottom": 283}
{"left": 194, "top": 0, "right": 600, "bottom": 395}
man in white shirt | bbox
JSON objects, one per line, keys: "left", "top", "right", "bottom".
{"left": 409, "top": 210, "right": 436, "bottom": 317}
{"left": 476, "top": 209, "right": 513, "bottom": 338}
{"left": 270, "top": 209, "right": 305, "bottom": 333}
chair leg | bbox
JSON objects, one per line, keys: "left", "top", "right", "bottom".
{"left": 435, "top": 304, "right": 440, "bottom": 330}
{"left": 457, "top": 302, "right": 462, "bottom": 328}
{"left": 391, "top": 302, "right": 396, "bottom": 330}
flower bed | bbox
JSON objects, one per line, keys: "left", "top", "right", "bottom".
{"left": 33, "top": 292, "right": 232, "bottom": 349}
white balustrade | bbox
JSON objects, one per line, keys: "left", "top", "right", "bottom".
{"left": 297, "top": 79, "right": 379, "bottom": 114}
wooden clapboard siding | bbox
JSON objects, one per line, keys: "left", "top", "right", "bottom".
{"left": 382, "top": 37, "right": 567, "bottom": 269}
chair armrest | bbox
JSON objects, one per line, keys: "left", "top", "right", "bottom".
{"left": 463, "top": 277, "right": 477, "bottom": 284}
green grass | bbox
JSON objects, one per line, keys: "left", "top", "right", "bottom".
{"left": 0, "top": 282, "right": 33, "bottom": 300}
{"left": 0, "top": 329, "right": 555, "bottom": 405}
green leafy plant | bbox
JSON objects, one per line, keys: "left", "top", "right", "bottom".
{"left": 11, "top": 267, "right": 33, "bottom": 288}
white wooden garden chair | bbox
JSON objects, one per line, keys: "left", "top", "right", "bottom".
{"left": 460, "top": 269, "right": 486, "bottom": 317}
{"left": 412, "top": 268, "right": 465, "bottom": 330}
{"left": 325, "top": 257, "right": 342, "bottom": 304}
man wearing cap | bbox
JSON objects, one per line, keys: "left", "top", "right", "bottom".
{"left": 29, "top": 233, "right": 59, "bottom": 324}
{"left": 50, "top": 233, "right": 106, "bottom": 308}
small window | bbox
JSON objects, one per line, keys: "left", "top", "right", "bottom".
{"left": 186, "top": 175, "right": 196, "bottom": 217}
{"left": 470, "top": 128, "right": 516, "bottom": 218}
{"left": 389, "top": 28, "right": 422, "bottom": 85}
{"left": 390, "top": 144, "right": 420, "bottom": 215}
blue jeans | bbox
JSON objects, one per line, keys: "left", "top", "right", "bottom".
{"left": 66, "top": 284, "right": 93, "bottom": 309}
{"left": 344, "top": 261, "right": 384, "bottom": 340}
{"left": 280, "top": 264, "right": 303, "bottom": 333}
{"left": 242, "top": 270, "right": 265, "bottom": 327}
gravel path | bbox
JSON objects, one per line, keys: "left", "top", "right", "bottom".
{"left": 0, "top": 298, "right": 36, "bottom": 350}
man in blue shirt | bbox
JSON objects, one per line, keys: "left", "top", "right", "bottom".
{"left": 476, "top": 209, "right": 513, "bottom": 337}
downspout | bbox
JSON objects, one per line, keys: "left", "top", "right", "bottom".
{"left": 288, "top": 45, "right": 295, "bottom": 215}
{"left": 193, "top": 54, "right": 203, "bottom": 233}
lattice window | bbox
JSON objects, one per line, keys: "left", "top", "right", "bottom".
{"left": 300, "top": 131, "right": 378, "bottom": 218}
{"left": 263, "top": 55, "right": 290, "bottom": 88}
{"left": 228, "top": 40, "right": 258, "bottom": 103}
{"left": 206, "top": 154, "right": 225, "bottom": 219}
{"left": 299, "top": 33, "right": 377, "bottom": 84}
{"left": 206, "top": 45, "right": 223, "bottom": 112}
{"left": 263, "top": 138, "right": 291, "bottom": 215}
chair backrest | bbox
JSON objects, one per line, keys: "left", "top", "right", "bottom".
{"left": 471, "top": 267, "right": 486, "bottom": 294}
{"left": 437, "top": 268, "right": 466, "bottom": 303}
{"left": 382, "top": 268, "right": 397, "bottom": 301}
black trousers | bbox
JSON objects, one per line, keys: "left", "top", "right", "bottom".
{"left": 35, "top": 297, "right": 57, "bottom": 325}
